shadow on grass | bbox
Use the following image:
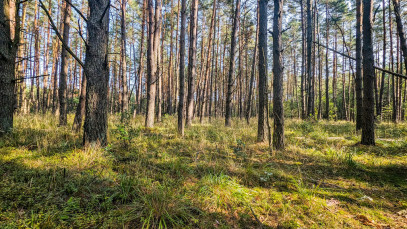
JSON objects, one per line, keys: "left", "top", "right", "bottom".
{"left": 0, "top": 127, "right": 82, "bottom": 157}
{"left": 0, "top": 155, "right": 275, "bottom": 228}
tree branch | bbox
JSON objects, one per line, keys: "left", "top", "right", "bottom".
{"left": 314, "top": 41, "right": 407, "bottom": 80}
{"left": 13, "top": 74, "right": 49, "bottom": 83}
{"left": 63, "top": 0, "right": 88, "bottom": 22}
{"left": 38, "top": 0, "right": 84, "bottom": 69}
{"left": 99, "top": 1, "right": 110, "bottom": 23}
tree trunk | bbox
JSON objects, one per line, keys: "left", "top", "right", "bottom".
{"left": 166, "top": 0, "right": 174, "bottom": 115}
{"left": 200, "top": 0, "right": 217, "bottom": 123}
{"left": 59, "top": 0, "right": 71, "bottom": 126}
{"left": 246, "top": 7, "right": 259, "bottom": 124}
{"left": 83, "top": 0, "right": 110, "bottom": 146}
{"left": 272, "top": 0, "right": 284, "bottom": 150}
{"left": 185, "top": 0, "right": 198, "bottom": 126}
{"left": 333, "top": 31, "right": 337, "bottom": 120}
{"left": 136, "top": 0, "right": 146, "bottom": 116}
{"left": 300, "top": 0, "right": 306, "bottom": 119}
{"left": 177, "top": 0, "right": 187, "bottom": 136}
{"left": 306, "top": 0, "right": 314, "bottom": 118}
{"left": 225, "top": 0, "right": 240, "bottom": 126}
{"left": 361, "top": 0, "right": 375, "bottom": 145}
{"left": 355, "top": 0, "right": 363, "bottom": 129}
{"left": 0, "top": 0, "right": 19, "bottom": 135}
{"left": 120, "top": 0, "right": 128, "bottom": 115}
{"left": 324, "top": 3, "right": 330, "bottom": 120}
{"left": 257, "top": 0, "right": 267, "bottom": 142}
{"left": 392, "top": 0, "right": 407, "bottom": 121}
{"left": 378, "top": 0, "right": 386, "bottom": 118}
{"left": 145, "top": 0, "right": 159, "bottom": 128}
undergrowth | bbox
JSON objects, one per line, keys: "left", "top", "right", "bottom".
{"left": 0, "top": 114, "right": 406, "bottom": 228}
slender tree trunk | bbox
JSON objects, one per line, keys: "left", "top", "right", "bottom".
{"left": 42, "top": 2, "right": 51, "bottom": 114}
{"left": 59, "top": 1, "right": 71, "bottom": 125}
{"left": 306, "top": 0, "right": 314, "bottom": 117}
{"left": 34, "top": 3, "right": 40, "bottom": 113}
{"left": 145, "top": 0, "right": 159, "bottom": 128}
{"left": 300, "top": 0, "right": 306, "bottom": 119}
{"left": 257, "top": 0, "right": 267, "bottom": 141}
{"left": 185, "top": 0, "right": 198, "bottom": 126}
{"left": 166, "top": 0, "right": 174, "bottom": 115}
{"left": 246, "top": 7, "right": 259, "bottom": 124}
{"left": 272, "top": 0, "right": 284, "bottom": 149}
{"left": 356, "top": 0, "right": 363, "bottom": 129}
{"left": 225, "top": 0, "right": 240, "bottom": 126}
{"left": 361, "top": 0, "right": 375, "bottom": 145}
{"left": 324, "top": 3, "right": 330, "bottom": 120}
{"left": 136, "top": 0, "right": 146, "bottom": 116}
{"left": 392, "top": 0, "right": 407, "bottom": 93}
{"left": 155, "top": 0, "right": 163, "bottom": 122}
{"left": 200, "top": 0, "right": 217, "bottom": 123}
{"left": 332, "top": 31, "right": 338, "bottom": 120}
{"left": 378, "top": 0, "right": 386, "bottom": 118}
{"left": 120, "top": 0, "right": 128, "bottom": 115}
{"left": 17, "top": 3, "right": 27, "bottom": 114}
{"left": 177, "top": 0, "right": 187, "bottom": 136}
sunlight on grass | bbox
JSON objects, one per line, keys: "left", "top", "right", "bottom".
{"left": 0, "top": 114, "right": 406, "bottom": 228}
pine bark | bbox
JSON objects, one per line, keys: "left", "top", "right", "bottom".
{"left": 257, "top": 0, "right": 267, "bottom": 142}
{"left": 177, "top": 0, "right": 187, "bottom": 136}
{"left": 361, "top": 0, "right": 375, "bottom": 145}
{"left": 272, "top": 0, "right": 284, "bottom": 150}
{"left": 83, "top": 0, "right": 110, "bottom": 146}
{"left": 120, "top": 0, "right": 128, "bottom": 114}
{"left": 306, "top": 0, "right": 314, "bottom": 117}
{"left": 0, "top": 0, "right": 19, "bottom": 135}
{"left": 225, "top": 0, "right": 240, "bottom": 126}
{"left": 185, "top": 0, "right": 198, "bottom": 126}
{"left": 59, "top": 0, "right": 71, "bottom": 125}
{"left": 355, "top": 0, "right": 363, "bottom": 129}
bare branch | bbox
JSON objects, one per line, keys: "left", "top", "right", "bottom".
{"left": 314, "top": 41, "right": 407, "bottom": 80}
{"left": 99, "top": 1, "right": 111, "bottom": 23}
{"left": 13, "top": 74, "right": 49, "bottom": 83}
{"left": 63, "top": 0, "right": 88, "bottom": 22}
{"left": 38, "top": 0, "right": 84, "bottom": 69}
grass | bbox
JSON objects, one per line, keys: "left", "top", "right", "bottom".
{"left": 0, "top": 114, "right": 406, "bottom": 228}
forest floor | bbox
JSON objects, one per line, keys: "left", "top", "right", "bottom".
{"left": 0, "top": 114, "right": 407, "bottom": 228}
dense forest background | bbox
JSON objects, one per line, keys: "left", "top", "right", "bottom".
{"left": 2, "top": 0, "right": 407, "bottom": 135}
